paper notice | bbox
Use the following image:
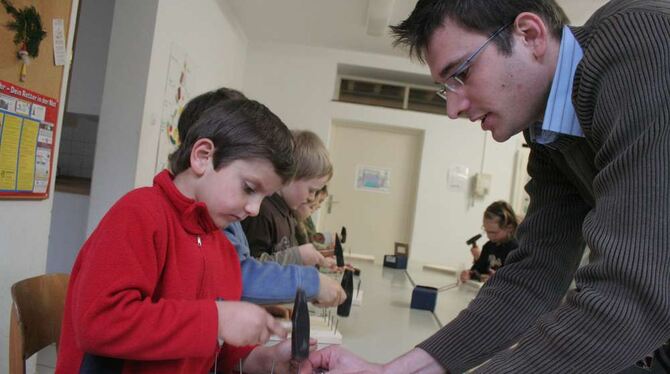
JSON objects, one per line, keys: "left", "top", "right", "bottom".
{"left": 53, "top": 19, "right": 67, "bottom": 66}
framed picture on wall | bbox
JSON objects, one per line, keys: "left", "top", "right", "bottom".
{"left": 511, "top": 146, "right": 531, "bottom": 218}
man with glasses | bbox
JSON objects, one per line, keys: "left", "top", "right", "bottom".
{"left": 304, "top": 0, "right": 670, "bottom": 373}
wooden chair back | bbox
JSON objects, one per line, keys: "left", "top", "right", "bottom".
{"left": 9, "top": 273, "right": 69, "bottom": 374}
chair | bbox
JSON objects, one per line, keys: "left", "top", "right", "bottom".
{"left": 9, "top": 273, "right": 69, "bottom": 374}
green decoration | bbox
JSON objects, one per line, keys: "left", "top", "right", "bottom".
{"left": 1, "top": 0, "right": 47, "bottom": 58}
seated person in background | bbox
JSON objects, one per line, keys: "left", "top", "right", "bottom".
{"left": 242, "top": 130, "right": 336, "bottom": 269}
{"left": 295, "top": 185, "right": 331, "bottom": 251}
{"left": 177, "top": 87, "right": 345, "bottom": 307}
{"left": 57, "top": 98, "right": 295, "bottom": 373}
{"left": 226, "top": 220, "right": 344, "bottom": 305}
{"left": 461, "top": 200, "right": 519, "bottom": 283}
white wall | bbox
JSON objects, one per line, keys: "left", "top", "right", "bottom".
{"left": 86, "top": 0, "right": 159, "bottom": 233}
{"left": 242, "top": 41, "right": 522, "bottom": 268}
{"left": 47, "top": 192, "right": 90, "bottom": 273}
{"left": 0, "top": 2, "right": 80, "bottom": 371}
{"left": 134, "top": 0, "right": 248, "bottom": 188}
{"left": 66, "top": 0, "right": 115, "bottom": 115}
{"left": 87, "top": 0, "right": 249, "bottom": 232}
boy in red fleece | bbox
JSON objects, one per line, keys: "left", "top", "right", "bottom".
{"left": 57, "top": 98, "right": 297, "bottom": 373}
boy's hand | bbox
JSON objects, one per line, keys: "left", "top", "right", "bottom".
{"left": 459, "top": 270, "right": 471, "bottom": 283}
{"left": 313, "top": 273, "right": 347, "bottom": 307}
{"left": 215, "top": 301, "right": 287, "bottom": 346}
{"left": 298, "top": 244, "right": 325, "bottom": 266}
{"left": 470, "top": 245, "right": 481, "bottom": 259}
{"left": 319, "top": 255, "right": 337, "bottom": 269}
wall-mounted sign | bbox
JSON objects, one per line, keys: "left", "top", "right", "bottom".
{"left": 355, "top": 165, "right": 390, "bottom": 193}
{"left": 0, "top": 80, "right": 58, "bottom": 199}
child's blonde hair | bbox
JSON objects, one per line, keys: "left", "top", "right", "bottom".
{"left": 291, "top": 130, "right": 333, "bottom": 181}
{"left": 484, "top": 200, "right": 519, "bottom": 237}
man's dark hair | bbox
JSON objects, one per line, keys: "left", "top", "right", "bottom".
{"left": 169, "top": 97, "right": 295, "bottom": 182}
{"left": 390, "top": 0, "right": 569, "bottom": 63}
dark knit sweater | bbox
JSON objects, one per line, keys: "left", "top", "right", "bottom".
{"left": 418, "top": 1, "right": 670, "bottom": 372}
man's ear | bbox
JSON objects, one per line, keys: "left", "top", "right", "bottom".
{"left": 513, "top": 12, "right": 550, "bottom": 59}
{"left": 190, "top": 138, "right": 215, "bottom": 176}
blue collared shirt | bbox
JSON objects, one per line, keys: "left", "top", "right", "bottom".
{"left": 530, "top": 26, "right": 585, "bottom": 144}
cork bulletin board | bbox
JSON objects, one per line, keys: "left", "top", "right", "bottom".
{"left": 0, "top": 0, "right": 74, "bottom": 199}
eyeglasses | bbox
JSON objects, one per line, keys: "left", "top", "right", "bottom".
{"left": 436, "top": 22, "right": 513, "bottom": 101}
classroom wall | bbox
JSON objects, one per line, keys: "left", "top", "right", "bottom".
{"left": 0, "top": 1, "right": 80, "bottom": 370}
{"left": 65, "top": 0, "right": 114, "bottom": 116}
{"left": 87, "top": 0, "right": 249, "bottom": 232}
{"left": 242, "top": 41, "right": 523, "bottom": 268}
{"left": 85, "top": 0, "right": 159, "bottom": 233}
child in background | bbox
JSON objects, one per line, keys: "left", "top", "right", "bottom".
{"left": 57, "top": 99, "right": 297, "bottom": 373}
{"left": 242, "top": 130, "right": 335, "bottom": 268}
{"left": 295, "top": 185, "right": 327, "bottom": 245}
{"left": 177, "top": 88, "right": 345, "bottom": 307}
{"left": 460, "top": 201, "right": 519, "bottom": 283}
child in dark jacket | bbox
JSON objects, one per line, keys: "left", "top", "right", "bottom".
{"left": 461, "top": 201, "right": 519, "bottom": 283}
{"left": 242, "top": 130, "right": 336, "bottom": 269}
{"left": 57, "top": 98, "right": 298, "bottom": 373}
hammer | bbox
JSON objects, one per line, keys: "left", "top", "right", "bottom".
{"left": 466, "top": 234, "right": 482, "bottom": 247}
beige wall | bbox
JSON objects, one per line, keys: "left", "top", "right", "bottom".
{"left": 242, "top": 41, "right": 523, "bottom": 268}
{"left": 0, "top": 1, "right": 80, "bottom": 370}
{"left": 87, "top": 0, "right": 249, "bottom": 233}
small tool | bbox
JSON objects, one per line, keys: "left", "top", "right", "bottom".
{"left": 466, "top": 233, "right": 482, "bottom": 246}
{"left": 337, "top": 269, "right": 354, "bottom": 317}
{"left": 334, "top": 234, "right": 345, "bottom": 267}
{"left": 290, "top": 288, "right": 310, "bottom": 373}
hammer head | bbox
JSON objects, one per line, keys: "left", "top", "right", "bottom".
{"left": 291, "top": 288, "right": 310, "bottom": 362}
{"left": 466, "top": 234, "right": 482, "bottom": 246}
{"left": 335, "top": 234, "right": 345, "bottom": 267}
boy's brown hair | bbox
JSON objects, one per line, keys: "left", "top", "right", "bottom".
{"left": 291, "top": 130, "right": 333, "bottom": 181}
{"left": 169, "top": 98, "right": 295, "bottom": 182}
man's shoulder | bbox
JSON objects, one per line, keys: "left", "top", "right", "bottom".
{"left": 588, "top": 0, "right": 670, "bottom": 22}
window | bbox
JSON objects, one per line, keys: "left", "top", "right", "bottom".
{"left": 336, "top": 76, "right": 445, "bottom": 115}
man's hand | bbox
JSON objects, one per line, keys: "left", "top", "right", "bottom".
{"left": 303, "top": 346, "right": 383, "bottom": 374}
{"left": 243, "top": 338, "right": 317, "bottom": 373}
{"left": 298, "top": 243, "right": 325, "bottom": 266}
{"left": 313, "top": 273, "right": 347, "bottom": 307}
{"left": 215, "top": 301, "right": 286, "bottom": 346}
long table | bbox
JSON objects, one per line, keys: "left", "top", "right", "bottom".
{"left": 317, "top": 259, "right": 480, "bottom": 363}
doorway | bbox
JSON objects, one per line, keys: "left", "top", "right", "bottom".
{"left": 320, "top": 121, "right": 423, "bottom": 262}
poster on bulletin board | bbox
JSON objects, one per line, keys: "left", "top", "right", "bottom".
{"left": 0, "top": 80, "right": 58, "bottom": 199}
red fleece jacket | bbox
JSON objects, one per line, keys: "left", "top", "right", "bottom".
{"left": 56, "top": 170, "right": 254, "bottom": 373}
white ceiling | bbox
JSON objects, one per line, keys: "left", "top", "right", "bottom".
{"left": 226, "top": 0, "right": 610, "bottom": 58}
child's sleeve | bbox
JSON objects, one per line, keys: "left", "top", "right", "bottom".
{"left": 240, "top": 257, "right": 319, "bottom": 303}
{"left": 241, "top": 215, "right": 276, "bottom": 258}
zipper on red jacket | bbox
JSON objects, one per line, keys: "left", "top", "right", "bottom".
{"left": 197, "top": 234, "right": 207, "bottom": 298}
